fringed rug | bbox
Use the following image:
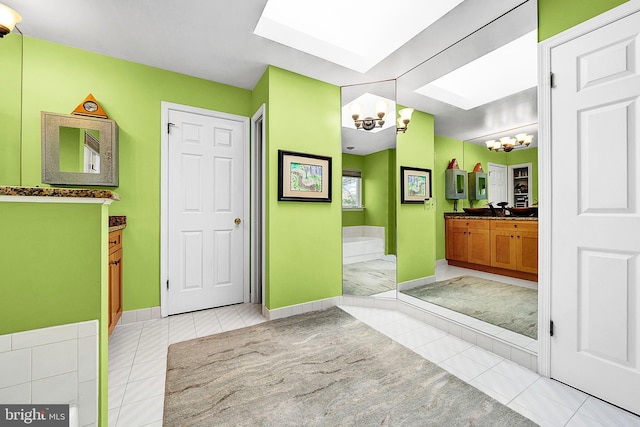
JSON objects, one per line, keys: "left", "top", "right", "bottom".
{"left": 402, "top": 276, "right": 537, "bottom": 339}
{"left": 164, "top": 307, "right": 535, "bottom": 426}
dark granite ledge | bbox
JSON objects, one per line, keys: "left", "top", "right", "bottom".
{"left": 444, "top": 212, "right": 538, "bottom": 221}
{"left": 0, "top": 186, "right": 120, "bottom": 201}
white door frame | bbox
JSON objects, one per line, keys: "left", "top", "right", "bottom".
{"left": 251, "top": 104, "right": 266, "bottom": 306}
{"left": 537, "top": 0, "right": 640, "bottom": 376}
{"left": 160, "top": 102, "right": 250, "bottom": 317}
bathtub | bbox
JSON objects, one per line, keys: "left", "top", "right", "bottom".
{"left": 343, "top": 226, "right": 385, "bottom": 264}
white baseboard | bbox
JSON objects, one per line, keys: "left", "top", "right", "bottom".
{"left": 119, "top": 306, "right": 162, "bottom": 325}
{"left": 397, "top": 275, "right": 436, "bottom": 292}
{"left": 435, "top": 259, "right": 448, "bottom": 267}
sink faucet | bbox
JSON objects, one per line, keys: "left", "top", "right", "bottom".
{"left": 486, "top": 202, "right": 496, "bottom": 216}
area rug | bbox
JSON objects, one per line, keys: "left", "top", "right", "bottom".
{"left": 164, "top": 307, "right": 535, "bottom": 426}
{"left": 342, "top": 259, "right": 396, "bottom": 296}
{"left": 401, "top": 276, "right": 537, "bottom": 339}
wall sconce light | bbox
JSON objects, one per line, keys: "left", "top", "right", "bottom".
{"left": 0, "top": 3, "right": 21, "bottom": 38}
{"left": 350, "top": 100, "right": 388, "bottom": 131}
{"left": 396, "top": 108, "right": 414, "bottom": 134}
{"left": 349, "top": 103, "right": 414, "bottom": 134}
{"left": 485, "top": 133, "right": 533, "bottom": 152}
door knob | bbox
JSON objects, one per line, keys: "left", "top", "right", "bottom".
{"left": 234, "top": 218, "right": 241, "bottom": 225}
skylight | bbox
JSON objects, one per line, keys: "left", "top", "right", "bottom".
{"left": 254, "top": 0, "right": 464, "bottom": 73}
{"left": 415, "top": 30, "right": 538, "bottom": 110}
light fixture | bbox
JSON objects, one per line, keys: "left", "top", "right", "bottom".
{"left": 350, "top": 100, "right": 388, "bottom": 131}
{"left": 396, "top": 108, "right": 414, "bottom": 134}
{"left": 0, "top": 3, "right": 21, "bottom": 38}
{"left": 485, "top": 133, "right": 534, "bottom": 152}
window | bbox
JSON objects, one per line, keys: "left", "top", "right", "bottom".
{"left": 342, "top": 169, "right": 362, "bottom": 209}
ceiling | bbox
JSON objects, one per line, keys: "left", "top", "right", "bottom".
{"left": 4, "top": 0, "right": 538, "bottom": 146}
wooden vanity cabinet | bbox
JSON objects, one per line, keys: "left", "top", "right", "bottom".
{"left": 446, "top": 217, "right": 538, "bottom": 281}
{"left": 108, "top": 229, "right": 123, "bottom": 336}
{"left": 446, "top": 218, "right": 491, "bottom": 265}
{"left": 489, "top": 220, "right": 538, "bottom": 274}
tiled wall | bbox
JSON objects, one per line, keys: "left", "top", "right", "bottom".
{"left": 0, "top": 320, "right": 98, "bottom": 427}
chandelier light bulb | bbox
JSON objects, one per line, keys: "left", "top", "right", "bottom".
{"left": 375, "top": 100, "right": 387, "bottom": 119}
{"left": 0, "top": 3, "right": 21, "bottom": 37}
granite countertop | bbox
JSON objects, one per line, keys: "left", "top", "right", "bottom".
{"left": 109, "top": 215, "right": 127, "bottom": 232}
{"left": 0, "top": 186, "right": 120, "bottom": 200}
{"left": 444, "top": 212, "right": 538, "bottom": 221}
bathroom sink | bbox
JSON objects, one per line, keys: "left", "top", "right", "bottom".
{"left": 462, "top": 208, "right": 492, "bottom": 216}
{"left": 508, "top": 207, "right": 538, "bottom": 217}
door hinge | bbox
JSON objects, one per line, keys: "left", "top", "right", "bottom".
{"left": 166, "top": 279, "right": 169, "bottom": 290}
{"left": 167, "top": 122, "right": 175, "bottom": 134}
{"left": 550, "top": 72, "right": 556, "bottom": 89}
{"left": 550, "top": 320, "right": 554, "bottom": 336}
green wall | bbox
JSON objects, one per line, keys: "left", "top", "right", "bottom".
{"left": 396, "top": 109, "right": 436, "bottom": 284}
{"left": 264, "top": 66, "right": 342, "bottom": 309}
{"left": 363, "top": 149, "right": 396, "bottom": 255}
{"left": 0, "top": 202, "right": 109, "bottom": 426}
{"left": 14, "top": 37, "right": 252, "bottom": 312}
{"left": 538, "top": 0, "right": 628, "bottom": 40}
{"left": 341, "top": 153, "right": 365, "bottom": 226}
{"left": 0, "top": 33, "right": 22, "bottom": 185}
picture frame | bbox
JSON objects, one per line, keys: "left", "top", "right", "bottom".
{"left": 400, "top": 166, "right": 432, "bottom": 204}
{"left": 278, "top": 150, "right": 332, "bottom": 202}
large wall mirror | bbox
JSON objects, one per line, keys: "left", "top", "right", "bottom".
{"left": 395, "top": 0, "right": 539, "bottom": 352}
{"left": 341, "top": 80, "right": 397, "bottom": 298}
{"left": 41, "top": 112, "right": 119, "bottom": 186}
{"left": 0, "top": 30, "right": 23, "bottom": 185}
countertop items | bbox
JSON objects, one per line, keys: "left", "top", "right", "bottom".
{"left": 0, "top": 186, "right": 120, "bottom": 200}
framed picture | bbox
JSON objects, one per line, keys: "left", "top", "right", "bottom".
{"left": 278, "top": 150, "right": 332, "bottom": 202}
{"left": 401, "top": 166, "right": 432, "bottom": 204}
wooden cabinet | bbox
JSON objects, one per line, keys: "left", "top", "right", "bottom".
{"left": 446, "top": 218, "right": 491, "bottom": 265}
{"left": 446, "top": 217, "right": 537, "bottom": 281}
{"left": 108, "top": 229, "right": 123, "bottom": 336}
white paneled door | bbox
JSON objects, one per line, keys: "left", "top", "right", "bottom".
{"left": 488, "top": 163, "right": 507, "bottom": 205}
{"left": 550, "top": 10, "right": 640, "bottom": 415}
{"left": 167, "top": 109, "right": 245, "bottom": 315}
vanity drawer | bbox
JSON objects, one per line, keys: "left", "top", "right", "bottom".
{"left": 109, "top": 230, "right": 122, "bottom": 253}
{"left": 491, "top": 220, "right": 537, "bottom": 232}
{"left": 451, "top": 219, "right": 490, "bottom": 230}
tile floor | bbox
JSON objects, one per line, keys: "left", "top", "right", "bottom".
{"left": 108, "top": 303, "right": 640, "bottom": 427}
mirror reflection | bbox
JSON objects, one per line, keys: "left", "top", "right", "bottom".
{"left": 41, "top": 111, "right": 119, "bottom": 186}
{"left": 59, "top": 127, "right": 101, "bottom": 174}
{"left": 395, "top": 1, "right": 539, "bottom": 351}
{"left": 341, "top": 80, "right": 397, "bottom": 298}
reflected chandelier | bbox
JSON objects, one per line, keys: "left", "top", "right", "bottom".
{"left": 485, "top": 133, "right": 534, "bottom": 152}
{"left": 349, "top": 101, "right": 414, "bottom": 134}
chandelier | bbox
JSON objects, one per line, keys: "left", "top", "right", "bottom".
{"left": 349, "top": 102, "right": 414, "bottom": 134}
{"left": 0, "top": 3, "right": 21, "bottom": 38}
{"left": 485, "top": 133, "right": 534, "bottom": 152}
